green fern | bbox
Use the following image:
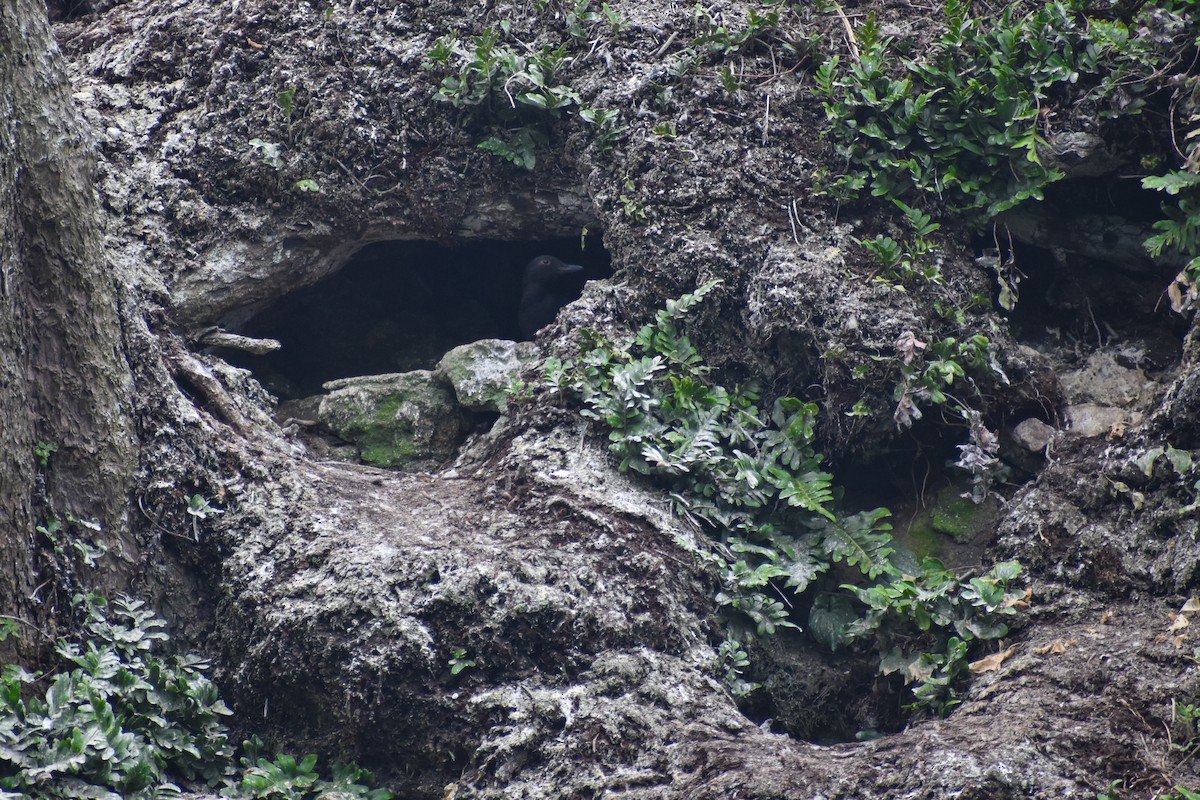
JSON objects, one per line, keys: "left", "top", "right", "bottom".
{"left": 1144, "top": 171, "right": 1200, "bottom": 284}
{"left": 814, "top": 0, "right": 1192, "bottom": 216}
{"left": 816, "top": 509, "right": 897, "bottom": 579}
{"left": 772, "top": 469, "right": 836, "bottom": 521}
{"left": 550, "top": 284, "right": 1023, "bottom": 711}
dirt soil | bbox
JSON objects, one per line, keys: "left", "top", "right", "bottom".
{"left": 50, "top": 0, "right": 1200, "bottom": 797}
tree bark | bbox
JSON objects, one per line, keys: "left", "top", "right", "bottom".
{"left": 0, "top": 0, "right": 136, "bottom": 649}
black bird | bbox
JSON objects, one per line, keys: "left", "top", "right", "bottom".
{"left": 518, "top": 255, "right": 584, "bottom": 339}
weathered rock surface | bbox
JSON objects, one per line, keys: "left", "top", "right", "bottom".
{"left": 48, "top": 0, "right": 1200, "bottom": 797}
{"left": 1061, "top": 350, "right": 1157, "bottom": 407}
{"left": 1010, "top": 417, "right": 1055, "bottom": 453}
{"left": 318, "top": 371, "right": 466, "bottom": 469}
{"left": 435, "top": 339, "right": 541, "bottom": 412}
{"left": 1064, "top": 403, "right": 1141, "bottom": 438}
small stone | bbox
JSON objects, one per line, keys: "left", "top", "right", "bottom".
{"left": 1011, "top": 418, "right": 1055, "bottom": 453}
{"left": 318, "top": 370, "right": 466, "bottom": 469}
{"left": 1064, "top": 404, "right": 1140, "bottom": 438}
{"left": 434, "top": 338, "right": 540, "bottom": 413}
{"left": 1060, "top": 350, "right": 1153, "bottom": 407}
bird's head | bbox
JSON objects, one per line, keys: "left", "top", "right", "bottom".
{"left": 524, "top": 255, "right": 583, "bottom": 285}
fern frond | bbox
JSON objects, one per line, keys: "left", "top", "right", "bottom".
{"left": 817, "top": 508, "right": 896, "bottom": 578}
{"left": 771, "top": 468, "right": 836, "bottom": 521}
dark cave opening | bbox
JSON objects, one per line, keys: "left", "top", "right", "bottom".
{"left": 220, "top": 236, "right": 611, "bottom": 399}
{"left": 987, "top": 235, "right": 1189, "bottom": 372}
{"left": 998, "top": 175, "right": 1186, "bottom": 339}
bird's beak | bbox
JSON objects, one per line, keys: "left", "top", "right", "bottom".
{"left": 561, "top": 263, "right": 584, "bottom": 275}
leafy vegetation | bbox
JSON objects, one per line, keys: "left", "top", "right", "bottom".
{"left": 423, "top": 24, "right": 617, "bottom": 169}
{"left": 545, "top": 283, "right": 1024, "bottom": 712}
{"left": 682, "top": 2, "right": 819, "bottom": 80}
{"left": 816, "top": 0, "right": 1200, "bottom": 312}
{"left": 0, "top": 595, "right": 390, "bottom": 800}
{"left": 814, "top": 0, "right": 1191, "bottom": 216}
{"left": 246, "top": 139, "right": 320, "bottom": 194}
{"left": 1135, "top": 18, "right": 1197, "bottom": 311}
{"left": 1140, "top": 10, "right": 1200, "bottom": 309}
{"left": 854, "top": 198, "right": 945, "bottom": 285}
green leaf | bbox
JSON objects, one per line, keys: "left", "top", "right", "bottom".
{"left": 1144, "top": 171, "right": 1200, "bottom": 196}
{"left": 775, "top": 470, "right": 836, "bottom": 520}
{"left": 808, "top": 595, "right": 859, "bottom": 651}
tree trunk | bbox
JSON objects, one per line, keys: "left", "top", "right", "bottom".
{"left": 0, "top": 0, "right": 136, "bottom": 651}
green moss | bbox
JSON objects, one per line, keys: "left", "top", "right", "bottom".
{"left": 929, "top": 490, "right": 980, "bottom": 543}
{"left": 902, "top": 518, "right": 945, "bottom": 559}
{"left": 900, "top": 484, "right": 1000, "bottom": 555}
{"left": 359, "top": 440, "right": 417, "bottom": 468}
{"left": 353, "top": 395, "right": 416, "bottom": 467}
{"left": 328, "top": 394, "right": 419, "bottom": 468}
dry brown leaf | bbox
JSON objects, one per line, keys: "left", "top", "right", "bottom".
{"left": 893, "top": 391, "right": 922, "bottom": 429}
{"left": 906, "top": 658, "right": 935, "bottom": 683}
{"left": 1099, "top": 610, "right": 1113, "bottom": 624}
{"left": 1003, "top": 587, "right": 1032, "bottom": 610}
{"left": 969, "top": 646, "right": 1016, "bottom": 674}
{"left": 1169, "top": 613, "right": 1190, "bottom": 633}
{"left": 895, "top": 331, "right": 928, "bottom": 365}
{"left": 1034, "top": 639, "right": 1075, "bottom": 655}
{"left": 1169, "top": 280, "right": 1185, "bottom": 314}
{"left": 1182, "top": 598, "right": 1200, "bottom": 613}
{"left": 1173, "top": 634, "right": 1189, "bottom": 649}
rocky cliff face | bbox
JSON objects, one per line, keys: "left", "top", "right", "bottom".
{"left": 53, "top": 0, "right": 1200, "bottom": 796}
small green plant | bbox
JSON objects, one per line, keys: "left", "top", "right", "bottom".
{"left": 1127, "top": 443, "right": 1200, "bottom": 517}
{"left": 854, "top": 200, "right": 944, "bottom": 285}
{"left": 230, "top": 738, "right": 391, "bottom": 800}
{"left": 546, "top": 283, "right": 1024, "bottom": 712}
{"left": 424, "top": 27, "right": 614, "bottom": 169}
{"left": 619, "top": 194, "right": 648, "bottom": 223}
{"left": 619, "top": 178, "right": 648, "bottom": 223}
{"left": 562, "top": 0, "right": 624, "bottom": 39}
{"left": 276, "top": 88, "right": 297, "bottom": 123}
{"left": 186, "top": 494, "right": 223, "bottom": 541}
{"left": 891, "top": 333, "right": 1000, "bottom": 424}
{"left": 36, "top": 516, "right": 63, "bottom": 546}
{"left": 717, "top": 638, "right": 759, "bottom": 698}
{"left": 507, "top": 377, "right": 535, "bottom": 406}
{"left": 1144, "top": 169, "right": 1200, "bottom": 313}
{"left": 448, "top": 648, "right": 477, "bottom": 676}
{"left": 718, "top": 64, "right": 744, "bottom": 94}
{"left": 601, "top": 3, "right": 624, "bottom": 33}
{"left": 1173, "top": 699, "right": 1200, "bottom": 756}
{"left": 478, "top": 130, "right": 543, "bottom": 170}
{"left": 247, "top": 139, "right": 317, "bottom": 191}
{"left": 578, "top": 105, "right": 620, "bottom": 152}
{"left": 693, "top": 4, "right": 781, "bottom": 58}
{"left": 248, "top": 138, "right": 284, "bottom": 170}
{"left": 888, "top": 331, "right": 1007, "bottom": 500}
{"left": 837, "top": 559, "right": 1025, "bottom": 713}
{"left": 34, "top": 441, "right": 57, "bottom": 469}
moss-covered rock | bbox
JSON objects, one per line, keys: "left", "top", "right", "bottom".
{"left": 434, "top": 339, "right": 540, "bottom": 413}
{"left": 905, "top": 484, "right": 1002, "bottom": 553}
{"left": 318, "top": 371, "right": 466, "bottom": 469}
